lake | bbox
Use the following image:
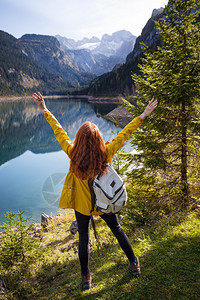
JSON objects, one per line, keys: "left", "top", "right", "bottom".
{"left": 0, "top": 97, "right": 121, "bottom": 225}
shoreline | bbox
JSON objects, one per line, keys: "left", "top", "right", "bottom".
{"left": 0, "top": 96, "right": 32, "bottom": 102}
{"left": 0, "top": 94, "right": 129, "bottom": 126}
{"left": 0, "top": 94, "right": 122, "bottom": 104}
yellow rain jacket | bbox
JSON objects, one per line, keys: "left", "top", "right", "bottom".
{"left": 45, "top": 111, "right": 142, "bottom": 216}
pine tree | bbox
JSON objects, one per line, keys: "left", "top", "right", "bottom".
{"left": 124, "top": 0, "right": 200, "bottom": 215}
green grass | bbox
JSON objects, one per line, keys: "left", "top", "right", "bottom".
{"left": 0, "top": 210, "right": 199, "bottom": 300}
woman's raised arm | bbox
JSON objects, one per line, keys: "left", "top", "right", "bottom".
{"left": 32, "top": 92, "right": 73, "bottom": 157}
{"left": 140, "top": 98, "right": 158, "bottom": 120}
{"left": 106, "top": 98, "right": 158, "bottom": 160}
{"left": 32, "top": 92, "right": 49, "bottom": 113}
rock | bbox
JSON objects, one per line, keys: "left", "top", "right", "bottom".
{"left": 0, "top": 231, "right": 5, "bottom": 243}
{"left": 32, "top": 223, "right": 43, "bottom": 238}
{"left": 44, "top": 225, "right": 53, "bottom": 232}
{"left": 34, "top": 223, "right": 42, "bottom": 232}
{"left": 40, "top": 235, "right": 45, "bottom": 241}
{"left": 152, "top": 7, "right": 164, "bottom": 17}
{"left": 0, "top": 274, "right": 7, "bottom": 292}
{"left": 118, "top": 214, "right": 127, "bottom": 222}
{"left": 70, "top": 220, "right": 78, "bottom": 234}
{"left": 57, "top": 222, "right": 63, "bottom": 226}
{"left": 103, "top": 105, "right": 133, "bottom": 127}
{"left": 60, "top": 247, "right": 68, "bottom": 253}
{"left": 41, "top": 213, "right": 50, "bottom": 227}
{"left": 33, "top": 232, "right": 40, "bottom": 238}
{"left": 54, "top": 227, "right": 62, "bottom": 231}
{"left": 66, "top": 241, "right": 79, "bottom": 251}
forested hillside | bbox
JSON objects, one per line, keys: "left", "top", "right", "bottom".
{"left": 0, "top": 31, "right": 69, "bottom": 96}
{"left": 18, "top": 34, "right": 95, "bottom": 87}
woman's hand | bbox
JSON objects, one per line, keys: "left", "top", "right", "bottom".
{"left": 32, "top": 92, "right": 48, "bottom": 113}
{"left": 140, "top": 98, "right": 158, "bottom": 120}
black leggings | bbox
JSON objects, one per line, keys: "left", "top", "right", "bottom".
{"left": 75, "top": 211, "right": 136, "bottom": 276}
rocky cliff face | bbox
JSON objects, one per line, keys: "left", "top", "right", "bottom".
{"left": 57, "top": 30, "right": 136, "bottom": 75}
{"left": 19, "top": 34, "right": 95, "bottom": 87}
{"left": 92, "top": 30, "right": 136, "bottom": 57}
{"left": 87, "top": 8, "right": 164, "bottom": 96}
{"left": 126, "top": 8, "right": 164, "bottom": 62}
{"left": 87, "top": 4, "right": 200, "bottom": 97}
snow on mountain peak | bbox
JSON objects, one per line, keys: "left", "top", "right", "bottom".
{"left": 76, "top": 42, "right": 101, "bottom": 51}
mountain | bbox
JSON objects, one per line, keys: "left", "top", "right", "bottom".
{"left": 18, "top": 34, "right": 95, "bottom": 87}
{"left": 56, "top": 30, "right": 136, "bottom": 75}
{"left": 87, "top": 9, "right": 164, "bottom": 96}
{"left": 0, "top": 31, "right": 69, "bottom": 96}
{"left": 56, "top": 35, "right": 101, "bottom": 51}
{"left": 92, "top": 30, "right": 135, "bottom": 57}
{"left": 0, "top": 30, "right": 136, "bottom": 96}
{"left": 126, "top": 9, "right": 163, "bottom": 62}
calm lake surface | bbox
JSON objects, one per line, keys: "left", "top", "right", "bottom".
{"left": 0, "top": 97, "right": 122, "bottom": 225}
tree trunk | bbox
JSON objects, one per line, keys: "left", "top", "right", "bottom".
{"left": 181, "top": 103, "right": 189, "bottom": 208}
{"left": 180, "top": 1, "right": 189, "bottom": 208}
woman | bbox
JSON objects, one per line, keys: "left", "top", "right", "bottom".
{"left": 33, "top": 92, "right": 157, "bottom": 289}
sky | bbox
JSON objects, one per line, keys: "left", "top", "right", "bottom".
{"left": 0, "top": 0, "right": 168, "bottom": 40}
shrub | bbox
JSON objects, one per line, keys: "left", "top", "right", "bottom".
{"left": 0, "top": 210, "right": 43, "bottom": 269}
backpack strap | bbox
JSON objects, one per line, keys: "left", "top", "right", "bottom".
{"left": 88, "top": 180, "right": 98, "bottom": 240}
{"left": 91, "top": 215, "right": 98, "bottom": 240}
{"left": 88, "top": 180, "right": 96, "bottom": 214}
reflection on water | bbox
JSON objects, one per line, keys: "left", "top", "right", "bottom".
{"left": 0, "top": 97, "right": 119, "bottom": 224}
{"left": 0, "top": 97, "right": 118, "bottom": 166}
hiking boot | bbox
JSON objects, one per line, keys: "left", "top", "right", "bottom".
{"left": 128, "top": 257, "right": 141, "bottom": 276}
{"left": 81, "top": 270, "right": 92, "bottom": 290}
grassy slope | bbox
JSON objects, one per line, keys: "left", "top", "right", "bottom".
{"left": 1, "top": 210, "right": 199, "bottom": 300}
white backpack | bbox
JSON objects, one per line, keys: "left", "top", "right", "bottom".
{"left": 91, "top": 163, "right": 127, "bottom": 214}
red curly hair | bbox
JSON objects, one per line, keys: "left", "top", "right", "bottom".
{"left": 70, "top": 121, "right": 107, "bottom": 180}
